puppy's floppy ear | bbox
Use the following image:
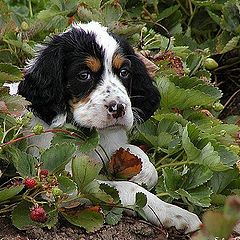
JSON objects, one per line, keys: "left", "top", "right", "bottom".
{"left": 114, "top": 36, "right": 160, "bottom": 121}
{"left": 18, "top": 35, "right": 66, "bottom": 125}
{"left": 129, "top": 55, "right": 160, "bottom": 121}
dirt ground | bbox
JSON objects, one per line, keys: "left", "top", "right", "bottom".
{"left": 0, "top": 215, "right": 193, "bottom": 240}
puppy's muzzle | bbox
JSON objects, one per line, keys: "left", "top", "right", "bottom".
{"left": 107, "top": 100, "right": 126, "bottom": 119}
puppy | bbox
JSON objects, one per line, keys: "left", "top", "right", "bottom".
{"left": 18, "top": 21, "right": 201, "bottom": 233}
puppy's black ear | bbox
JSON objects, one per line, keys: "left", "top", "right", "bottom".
{"left": 18, "top": 36, "right": 66, "bottom": 125}
{"left": 129, "top": 56, "right": 160, "bottom": 121}
{"left": 114, "top": 36, "right": 160, "bottom": 122}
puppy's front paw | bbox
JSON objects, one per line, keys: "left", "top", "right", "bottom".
{"left": 101, "top": 181, "right": 201, "bottom": 233}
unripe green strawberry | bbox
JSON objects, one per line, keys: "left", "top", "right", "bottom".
{"left": 213, "top": 102, "right": 224, "bottom": 111}
{"left": 52, "top": 187, "right": 63, "bottom": 197}
{"left": 21, "top": 21, "right": 29, "bottom": 31}
{"left": 32, "top": 124, "right": 44, "bottom": 135}
{"left": 204, "top": 58, "right": 218, "bottom": 70}
{"left": 24, "top": 177, "right": 37, "bottom": 189}
{"left": 30, "top": 206, "right": 48, "bottom": 223}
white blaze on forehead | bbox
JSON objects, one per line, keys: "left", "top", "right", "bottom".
{"left": 73, "top": 21, "right": 119, "bottom": 67}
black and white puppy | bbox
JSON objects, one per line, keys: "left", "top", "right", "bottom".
{"left": 18, "top": 21, "right": 201, "bottom": 232}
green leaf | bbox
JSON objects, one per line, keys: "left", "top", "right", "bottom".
{"left": 221, "top": 36, "right": 240, "bottom": 54}
{"left": 0, "top": 63, "right": 23, "bottom": 83}
{"left": 182, "top": 124, "right": 230, "bottom": 171}
{"left": 104, "top": 207, "right": 123, "bottom": 225}
{"left": 158, "top": 5, "right": 179, "bottom": 20}
{"left": 79, "top": 129, "right": 99, "bottom": 153}
{"left": 41, "top": 143, "right": 76, "bottom": 174}
{"left": 57, "top": 176, "right": 77, "bottom": 195}
{"left": 99, "top": 183, "right": 120, "bottom": 203}
{"left": 72, "top": 155, "right": 102, "bottom": 191}
{"left": 163, "top": 168, "right": 181, "bottom": 198}
{"left": 0, "top": 185, "right": 24, "bottom": 202}
{"left": 221, "top": 1, "right": 240, "bottom": 33}
{"left": 181, "top": 165, "right": 213, "bottom": 190}
{"left": 79, "top": 0, "right": 102, "bottom": 8}
{"left": 100, "top": 1, "right": 123, "bottom": 26}
{"left": 62, "top": 208, "right": 104, "bottom": 232}
{"left": 177, "top": 186, "right": 212, "bottom": 207}
{"left": 169, "top": 76, "right": 222, "bottom": 100}
{"left": 9, "top": 147, "right": 38, "bottom": 177}
{"left": 12, "top": 201, "right": 58, "bottom": 230}
{"left": 157, "top": 76, "right": 218, "bottom": 110}
{"left": 135, "top": 192, "right": 147, "bottom": 208}
{"left": 82, "top": 180, "right": 114, "bottom": 203}
{"left": 210, "top": 169, "right": 239, "bottom": 194}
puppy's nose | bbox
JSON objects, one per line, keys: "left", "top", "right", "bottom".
{"left": 107, "top": 100, "right": 126, "bottom": 118}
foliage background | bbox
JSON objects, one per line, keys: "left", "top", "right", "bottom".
{"left": 0, "top": 0, "right": 240, "bottom": 238}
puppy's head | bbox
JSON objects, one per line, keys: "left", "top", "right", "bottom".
{"left": 18, "top": 22, "right": 160, "bottom": 129}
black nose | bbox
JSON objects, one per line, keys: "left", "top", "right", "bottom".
{"left": 107, "top": 100, "right": 126, "bottom": 119}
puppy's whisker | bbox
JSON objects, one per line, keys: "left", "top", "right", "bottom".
{"left": 130, "top": 95, "right": 145, "bottom": 99}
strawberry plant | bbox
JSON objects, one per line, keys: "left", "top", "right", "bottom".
{"left": 0, "top": 0, "right": 240, "bottom": 238}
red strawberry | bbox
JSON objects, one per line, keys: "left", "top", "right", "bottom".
{"left": 24, "top": 178, "right": 37, "bottom": 189}
{"left": 30, "top": 206, "right": 48, "bottom": 223}
{"left": 40, "top": 169, "right": 49, "bottom": 177}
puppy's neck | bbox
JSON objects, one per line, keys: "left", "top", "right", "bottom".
{"left": 99, "top": 127, "right": 128, "bottom": 154}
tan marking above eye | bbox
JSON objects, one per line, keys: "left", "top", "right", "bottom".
{"left": 112, "top": 53, "right": 125, "bottom": 69}
{"left": 85, "top": 56, "right": 101, "bottom": 72}
{"left": 69, "top": 96, "right": 90, "bottom": 109}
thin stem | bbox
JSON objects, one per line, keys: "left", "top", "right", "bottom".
{"left": 28, "top": 0, "right": 33, "bottom": 18}
{"left": 156, "top": 161, "right": 192, "bottom": 171}
{"left": 156, "top": 192, "right": 171, "bottom": 197}
{"left": 0, "top": 128, "right": 84, "bottom": 148}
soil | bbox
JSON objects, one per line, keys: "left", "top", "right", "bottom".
{"left": 0, "top": 215, "right": 192, "bottom": 240}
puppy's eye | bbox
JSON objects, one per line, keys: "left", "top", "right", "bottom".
{"left": 78, "top": 71, "right": 91, "bottom": 81}
{"left": 119, "top": 68, "right": 130, "bottom": 79}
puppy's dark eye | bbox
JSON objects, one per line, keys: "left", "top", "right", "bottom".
{"left": 119, "top": 68, "right": 130, "bottom": 79}
{"left": 78, "top": 70, "right": 91, "bottom": 81}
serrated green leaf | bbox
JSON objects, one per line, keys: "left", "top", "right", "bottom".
{"left": 221, "top": 36, "right": 240, "bottom": 54}
{"left": 79, "top": 129, "right": 99, "bottom": 153}
{"left": 157, "top": 77, "right": 217, "bottom": 109}
{"left": 182, "top": 124, "right": 230, "bottom": 171}
{"left": 221, "top": 1, "right": 240, "bottom": 33}
{"left": 72, "top": 155, "right": 102, "bottom": 191}
{"left": 9, "top": 146, "right": 38, "bottom": 177}
{"left": 0, "top": 185, "right": 24, "bottom": 202}
{"left": 79, "top": 0, "right": 102, "bottom": 9}
{"left": 0, "top": 63, "right": 23, "bottom": 82}
{"left": 210, "top": 169, "right": 239, "bottom": 194}
{"left": 177, "top": 186, "right": 212, "bottom": 207}
{"left": 57, "top": 176, "right": 77, "bottom": 195}
{"left": 41, "top": 143, "right": 76, "bottom": 174}
{"left": 99, "top": 183, "right": 120, "bottom": 203}
{"left": 170, "top": 76, "right": 222, "bottom": 100}
{"left": 158, "top": 5, "right": 179, "bottom": 20}
{"left": 181, "top": 165, "right": 213, "bottom": 190}
{"left": 83, "top": 180, "right": 113, "bottom": 203}
{"left": 62, "top": 208, "right": 104, "bottom": 232}
{"left": 135, "top": 192, "right": 147, "bottom": 208}
{"left": 207, "top": 10, "right": 221, "bottom": 25}
{"left": 104, "top": 207, "right": 123, "bottom": 225}
{"left": 12, "top": 201, "right": 58, "bottom": 230}
{"left": 100, "top": 1, "right": 123, "bottom": 26}
{"left": 163, "top": 168, "right": 181, "bottom": 198}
